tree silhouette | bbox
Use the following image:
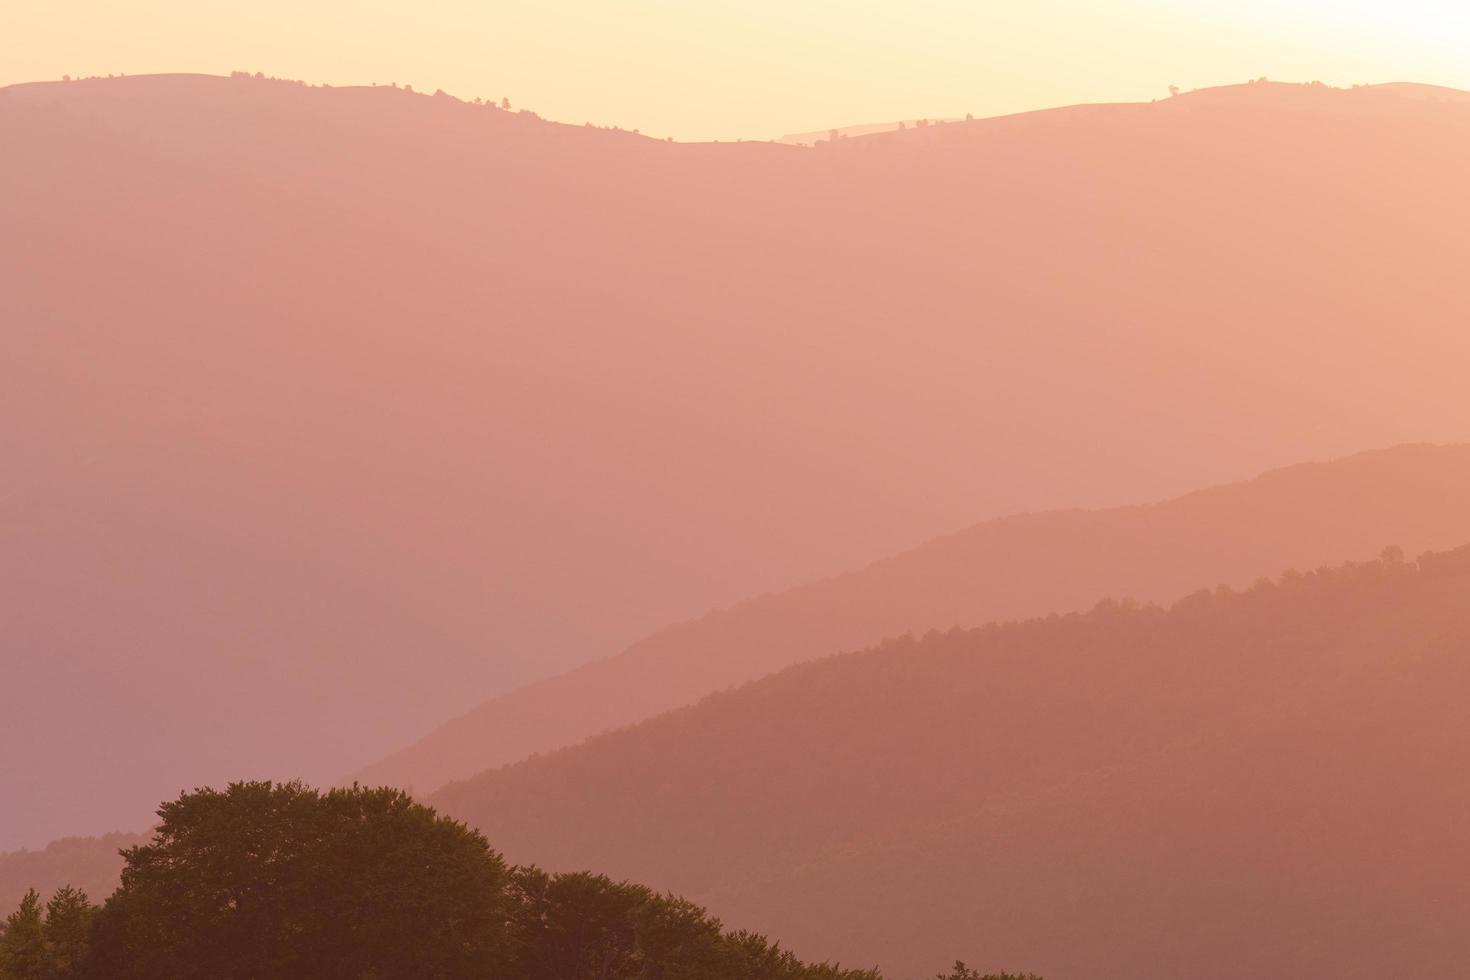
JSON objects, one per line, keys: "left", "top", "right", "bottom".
{"left": 934, "top": 962, "right": 1043, "bottom": 980}
{"left": 0, "top": 891, "right": 45, "bottom": 979}
{"left": 3, "top": 781, "right": 901, "bottom": 979}
{"left": 41, "top": 887, "right": 93, "bottom": 978}
{"left": 86, "top": 782, "right": 512, "bottom": 979}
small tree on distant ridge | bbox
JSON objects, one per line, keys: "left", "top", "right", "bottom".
{"left": 935, "top": 961, "right": 1044, "bottom": 980}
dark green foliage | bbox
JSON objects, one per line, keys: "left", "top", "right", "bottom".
{"left": 0, "top": 886, "right": 95, "bottom": 980}
{"left": 507, "top": 867, "right": 882, "bottom": 980}
{"left": 1, "top": 782, "right": 1018, "bottom": 979}
{"left": 0, "top": 891, "right": 45, "bottom": 980}
{"left": 510, "top": 868, "right": 696, "bottom": 979}
{"left": 85, "top": 782, "right": 512, "bottom": 979}
{"left": 39, "top": 888, "right": 92, "bottom": 980}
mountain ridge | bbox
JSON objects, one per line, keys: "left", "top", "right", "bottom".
{"left": 430, "top": 543, "right": 1470, "bottom": 979}
{"left": 8, "top": 69, "right": 1470, "bottom": 849}
{"left": 354, "top": 443, "right": 1470, "bottom": 794}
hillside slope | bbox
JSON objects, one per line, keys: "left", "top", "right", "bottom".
{"left": 358, "top": 443, "right": 1470, "bottom": 793}
{"left": 7, "top": 74, "right": 1470, "bottom": 846}
{"left": 433, "top": 546, "right": 1470, "bottom": 979}
{"left": 0, "top": 833, "right": 148, "bottom": 915}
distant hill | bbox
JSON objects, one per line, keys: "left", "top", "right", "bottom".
{"left": 8, "top": 73, "right": 1470, "bottom": 848}
{"left": 777, "top": 80, "right": 1470, "bottom": 144}
{"left": 35, "top": 444, "right": 1470, "bottom": 908}
{"left": 433, "top": 545, "right": 1470, "bottom": 980}
{"left": 355, "top": 443, "right": 1470, "bottom": 795}
{"left": 0, "top": 833, "right": 147, "bottom": 915}
{"left": 1363, "top": 82, "right": 1470, "bottom": 104}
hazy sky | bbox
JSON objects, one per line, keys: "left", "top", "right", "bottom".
{"left": 4, "top": 1, "right": 1469, "bottom": 140}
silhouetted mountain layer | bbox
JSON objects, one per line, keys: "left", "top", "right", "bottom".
{"left": 24, "top": 444, "right": 1470, "bottom": 908}
{"left": 7, "top": 73, "right": 1470, "bottom": 848}
{"left": 357, "top": 444, "right": 1470, "bottom": 794}
{"left": 433, "top": 545, "right": 1470, "bottom": 980}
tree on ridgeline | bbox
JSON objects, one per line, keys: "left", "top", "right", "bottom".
{"left": 934, "top": 962, "right": 1043, "bottom": 980}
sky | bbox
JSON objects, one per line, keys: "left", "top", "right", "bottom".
{"left": 3, "top": 1, "right": 1470, "bottom": 141}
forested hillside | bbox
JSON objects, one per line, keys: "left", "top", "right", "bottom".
{"left": 0, "top": 837, "right": 146, "bottom": 924}
{"left": 434, "top": 545, "right": 1470, "bottom": 979}
{"left": 358, "top": 443, "right": 1470, "bottom": 793}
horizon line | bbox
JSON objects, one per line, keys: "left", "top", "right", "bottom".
{"left": 4, "top": 70, "right": 1464, "bottom": 145}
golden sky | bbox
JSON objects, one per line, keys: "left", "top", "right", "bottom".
{"left": 4, "top": 0, "right": 1469, "bottom": 140}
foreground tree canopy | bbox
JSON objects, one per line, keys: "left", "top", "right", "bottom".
{"left": 0, "top": 782, "right": 1019, "bottom": 979}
